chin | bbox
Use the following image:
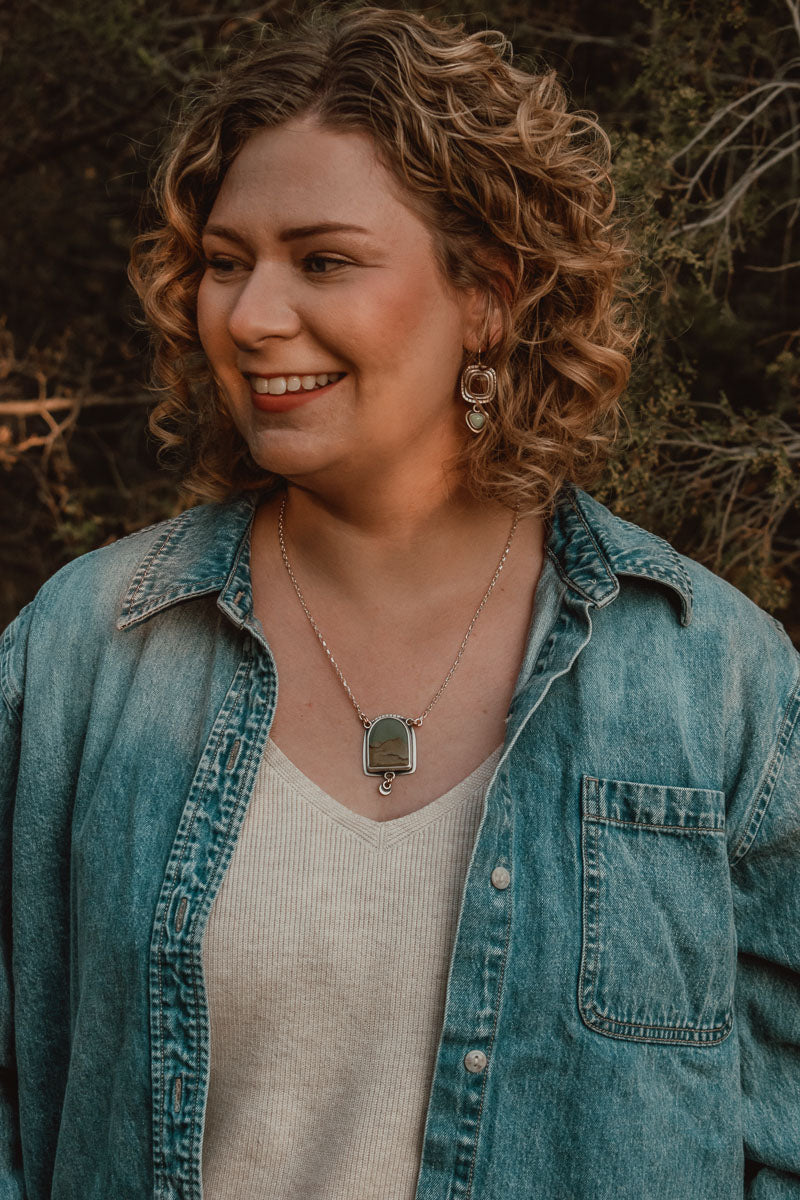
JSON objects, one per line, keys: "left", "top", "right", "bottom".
{"left": 243, "top": 426, "right": 350, "bottom": 480}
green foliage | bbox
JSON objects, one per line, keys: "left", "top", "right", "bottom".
{"left": 1, "top": 0, "right": 798, "bottom": 641}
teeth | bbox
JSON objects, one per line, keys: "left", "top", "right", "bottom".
{"left": 250, "top": 372, "right": 342, "bottom": 394}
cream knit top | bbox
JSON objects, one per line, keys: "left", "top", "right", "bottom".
{"left": 200, "top": 735, "right": 503, "bottom": 1200}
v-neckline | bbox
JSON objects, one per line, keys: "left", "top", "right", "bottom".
{"left": 261, "top": 737, "right": 504, "bottom": 847}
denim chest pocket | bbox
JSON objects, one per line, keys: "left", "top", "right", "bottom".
{"left": 578, "top": 775, "right": 735, "bottom": 1046}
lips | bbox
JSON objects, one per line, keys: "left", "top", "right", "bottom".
{"left": 247, "top": 371, "right": 346, "bottom": 413}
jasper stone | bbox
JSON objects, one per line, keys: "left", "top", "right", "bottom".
{"left": 466, "top": 409, "right": 486, "bottom": 432}
{"left": 364, "top": 715, "right": 415, "bottom": 774}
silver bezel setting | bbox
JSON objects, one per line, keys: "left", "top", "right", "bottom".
{"left": 363, "top": 713, "right": 417, "bottom": 777}
{"left": 461, "top": 364, "right": 497, "bottom": 406}
{"left": 465, "top": 407, "right": 487, "bottom": 432}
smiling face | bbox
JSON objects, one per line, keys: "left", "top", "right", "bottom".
{"left": 196, "top": 117, "right": 486, "bottom": 489}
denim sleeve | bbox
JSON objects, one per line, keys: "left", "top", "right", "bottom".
{"left": 731, "top": 668, "right": 800, "bottom": 1197}
{"left": 0, "top": 610, "right": 30, "bottom": 1198}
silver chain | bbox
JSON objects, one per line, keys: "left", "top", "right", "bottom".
{"left": 277, "top": 492, "right": 521, "bottom": 731}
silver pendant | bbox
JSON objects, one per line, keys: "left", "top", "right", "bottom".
{"left": 363, "top": 714, "right": 417, "bottom": 796}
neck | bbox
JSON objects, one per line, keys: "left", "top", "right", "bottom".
{"left": 269, "top": 466, "right": 541, "bottom": 611}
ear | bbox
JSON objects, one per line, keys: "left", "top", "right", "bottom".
{"left": 460, "top": 253, "right": 514, "bottom": 354}
{"left": 461, "top": 288, "right": 503, "bottom": 356}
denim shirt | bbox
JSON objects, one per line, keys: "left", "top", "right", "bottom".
{"left": 1, "top": 485, "right": 799, "bottom": 1200}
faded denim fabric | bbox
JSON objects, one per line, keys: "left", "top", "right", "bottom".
{"left": 1, "top": 485, "right": 799, "bottom": 1200}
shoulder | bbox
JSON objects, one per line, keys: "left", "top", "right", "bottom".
{"left": 563, "top": 487, "right": 799, "bottom": 692}
{"left": 16, "top": 508, "right": 192, "bottom": 635}
{"left": 670, "top": 546, "right": 798, "bottom": 718}
{"left": 562, "top": 490, "right": 800, "bottom": 852}
{"left": 1, "top": 499, "right": 254, "bottom": 716}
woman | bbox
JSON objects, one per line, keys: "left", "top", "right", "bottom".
{"left": 2, "top": 7, "right": 798, "bottom": 1199}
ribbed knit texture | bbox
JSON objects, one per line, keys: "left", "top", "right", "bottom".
{"left": 200, "top": 736, "right": 503, "bottom": 1199}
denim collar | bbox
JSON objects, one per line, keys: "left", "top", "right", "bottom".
{"left": 548, "top": 486, "right": 693, "bottom": 625}
{"left": 117, "top": 485, "right": 693, "bottom": 632}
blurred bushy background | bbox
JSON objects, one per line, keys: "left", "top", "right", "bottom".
{"left": 2, "top": 0, "right": 798, "bottom": 641}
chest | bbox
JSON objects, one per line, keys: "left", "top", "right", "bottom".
{"left": 251, "top": 563, "right": 542, "bottom": 821}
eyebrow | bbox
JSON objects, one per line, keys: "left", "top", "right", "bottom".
{"left": 201, "top": 222, "right": 372, "bottom": 244}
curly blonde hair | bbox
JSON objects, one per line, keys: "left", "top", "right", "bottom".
{"left": 129, "top": 5, "right": 639, "bottom": 514}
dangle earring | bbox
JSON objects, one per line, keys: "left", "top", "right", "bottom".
{"left": 460, "top": 349, "right": 497, "bottom": 434}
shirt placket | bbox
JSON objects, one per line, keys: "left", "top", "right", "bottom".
{"left": 413, "top": 591, "right": 595, "bottom": 1200}
{"left": 149, "top": 602, "right": 278, "bottom": 1200}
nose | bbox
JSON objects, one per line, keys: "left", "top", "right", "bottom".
{"left": 226, "top": 262, "right": 302, "bottom": 349}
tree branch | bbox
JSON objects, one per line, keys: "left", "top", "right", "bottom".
{"left": 0, "top": 395, "right": 151, "bottom": 418}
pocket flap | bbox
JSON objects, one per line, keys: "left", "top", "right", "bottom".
{"left": 583, "top": 776, "right": 725, "bottom": 832}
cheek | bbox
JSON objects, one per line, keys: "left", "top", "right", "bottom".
{"left": 345, "top": 269, "right": 462, "bottom": 369}
{"left": 196, "top": 278, "right": 231, "bottom": 359}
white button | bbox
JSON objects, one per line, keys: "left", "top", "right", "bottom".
{"left": 464, "top": 1049, "right": 487, "bottom": 1073}
{"left": 491, "top": 866, "right": 510, "bottom": 890}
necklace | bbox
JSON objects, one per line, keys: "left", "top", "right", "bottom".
{"left": 278, "top": 493, "right": 520, "bottom": 796}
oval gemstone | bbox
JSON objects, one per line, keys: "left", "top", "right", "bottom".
{"left": 366, "top": 716, "right": 412, "bottom": 772}
{"left": 466, "top": 409, "right": 486, "bottom": 432}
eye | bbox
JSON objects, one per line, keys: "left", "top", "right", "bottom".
{"left": 203, "top": 255, "right": 241, "bottom": 276}
{"left": 302, "top": 254, "right": 349, "bottom": 276}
